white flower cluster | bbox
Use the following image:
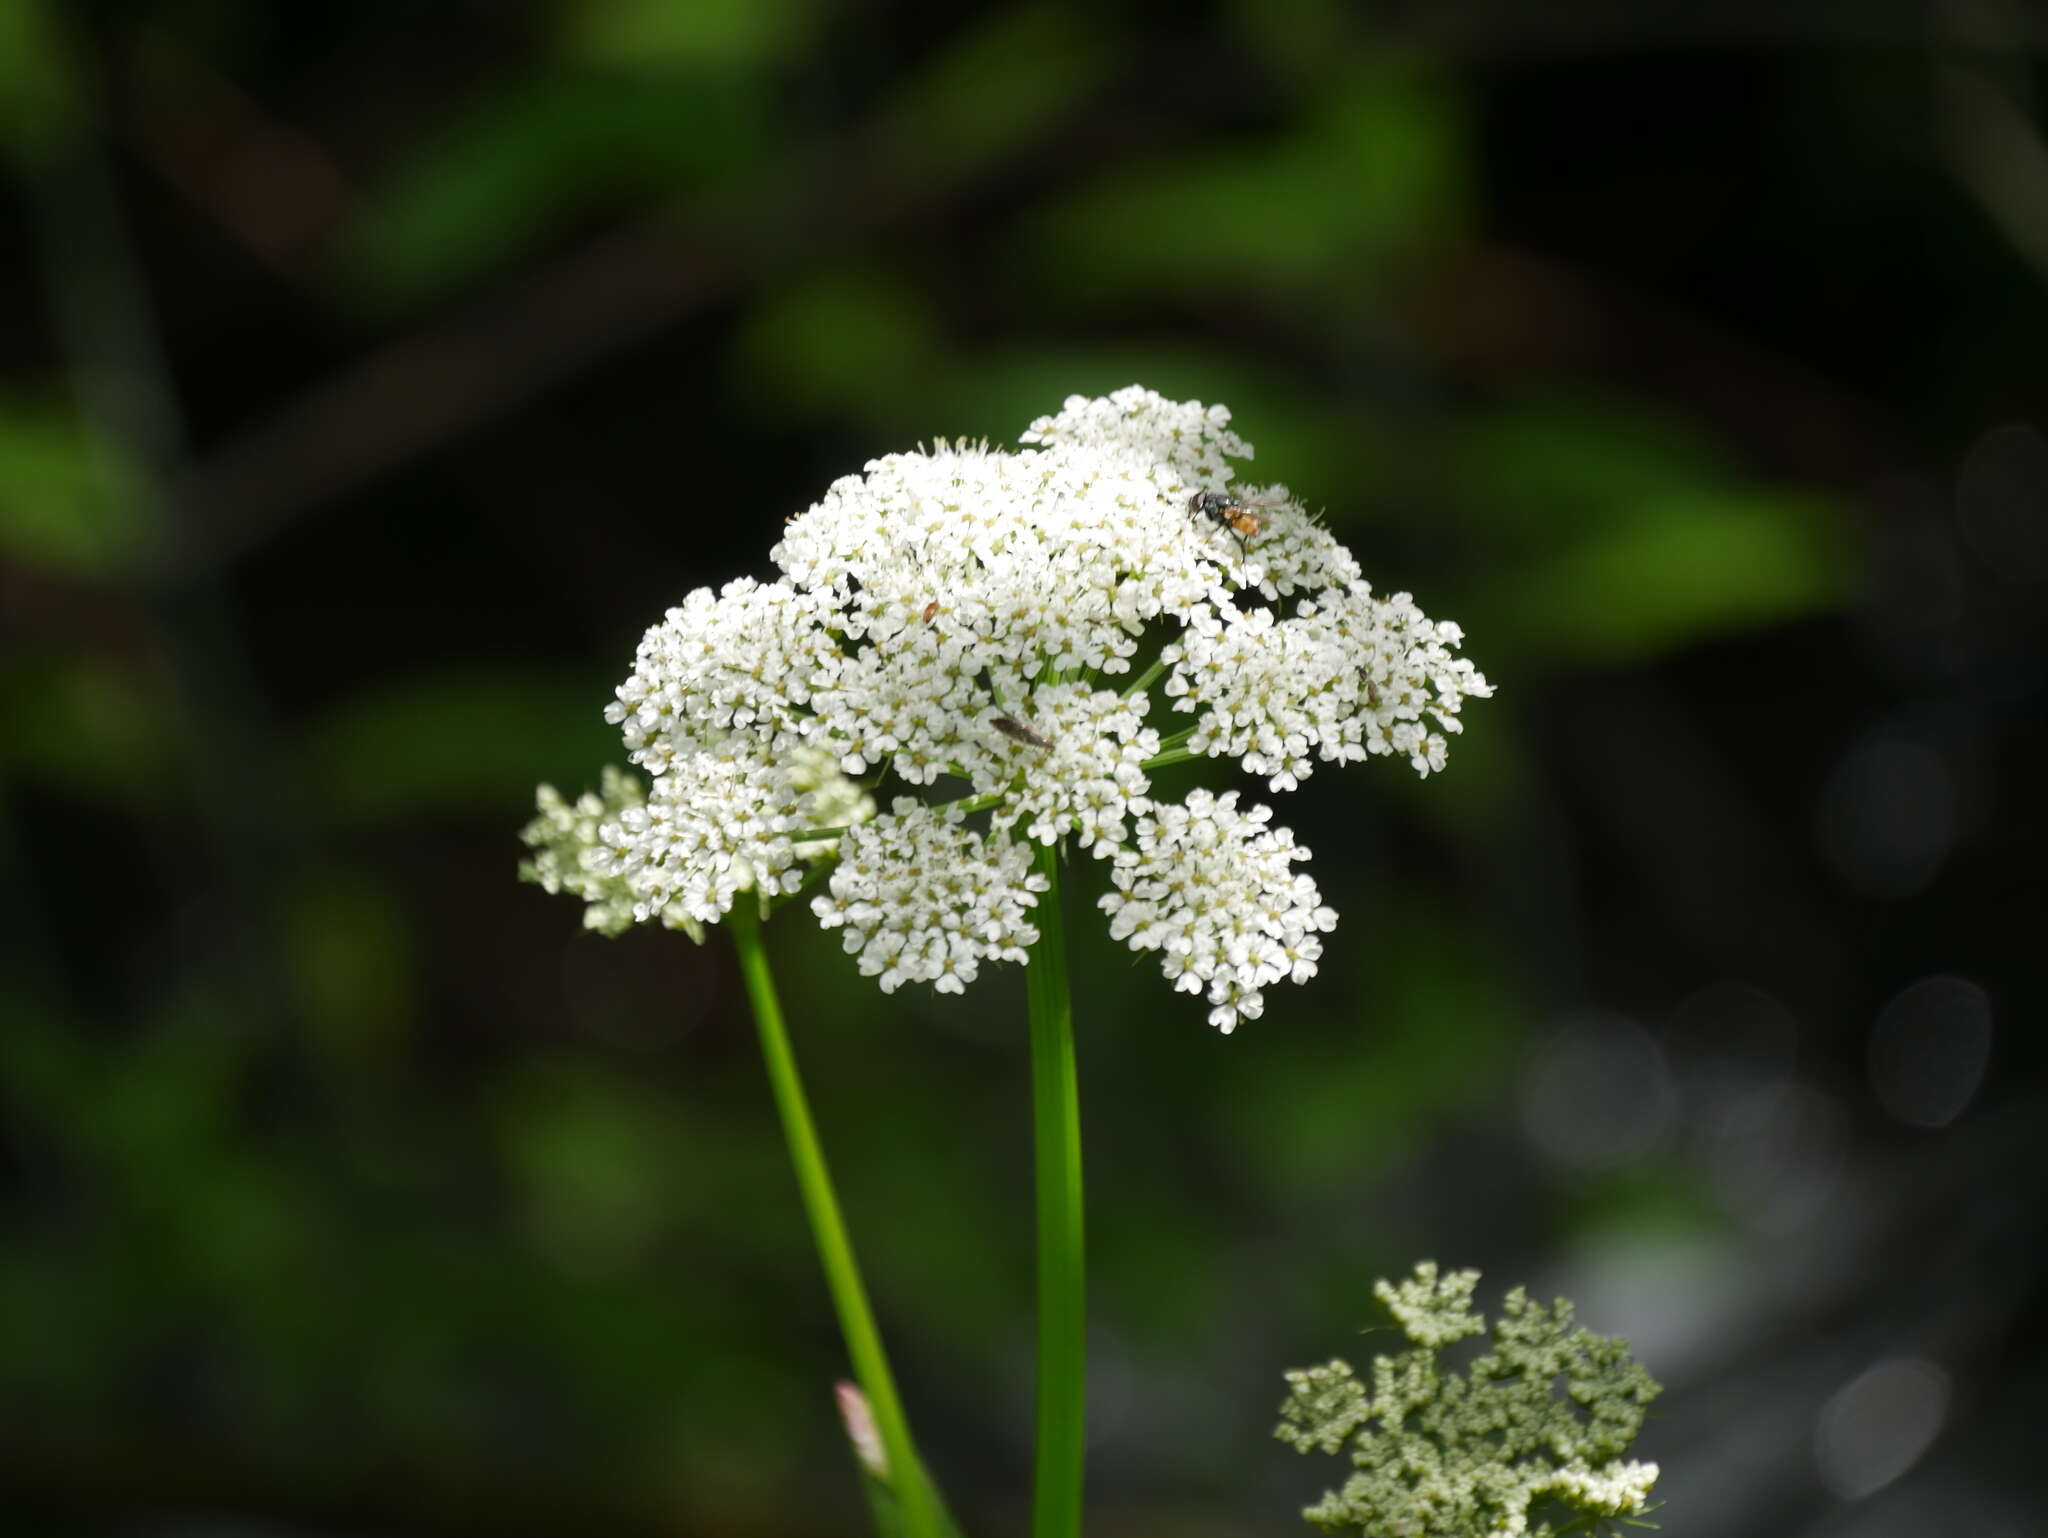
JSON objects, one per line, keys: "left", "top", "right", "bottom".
{"left": 523, "top": 386, "right": 1491, "bottom": 1029}
{"left": 1165, "top": 588, "right": 1488, "bottom": 789}
{"left": 1100, "top": 790, "right": 1336, "bottom": 1031}
{"left": 813, "top": 801, "right": 1048, "bottom": 993}
{"left": 1277, "top": 1264, "right": 1662, "bottom": 1538}
{"left": 518, "top": 767, "right": 658, "bottom": 938}
{"left": 520, "top": 745, "right": 873, "bottom": 939}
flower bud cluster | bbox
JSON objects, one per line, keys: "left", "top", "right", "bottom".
{"left": 1277, "top": 1263, "right": 1662, "bottom": 1537}
{"left": 522, "top": 386, "right": 1491, "bottom": 1029}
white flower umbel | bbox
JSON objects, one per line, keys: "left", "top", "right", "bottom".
{"left": 1098, "top": 789, "right": 1336, "bottom": 1032}
{"left": 1277, "top": 1263, "right": 1663, "bottom": 1538}
{"left": 521, "top": 745, "right": 876, "bottom": 940}
{"left": 523, "top": 385, "right": 1491, "bottom": 1027}
{"left": 1165, "top": 588, "right": 1490, "bottom": 789}
{"left": 813, "top": 800, "right": 1049, "bottom": 994}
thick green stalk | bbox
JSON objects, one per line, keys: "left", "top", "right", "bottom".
{"left": 1027, "top": 843, "right": 1086, "bottom": 1538}
{"left": 727, "top": 902, "right": 941, "bottom": 1538}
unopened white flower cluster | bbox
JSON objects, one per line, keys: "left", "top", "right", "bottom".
{"left": 521, "top": 386, "right": 1491, "bottom": 1030}
{"left": 1276, "top": 1262, "right": 1662, "bottom": 1538}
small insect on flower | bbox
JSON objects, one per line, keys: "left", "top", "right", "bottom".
{"left": 1187, "top": 489, "right": 1288, "bottom": 556}
{"left": 921, "top": 600, "right": 941, "bottom": 624}
{"left": 992, "top": 715, "right": 1054, "bottom": 749}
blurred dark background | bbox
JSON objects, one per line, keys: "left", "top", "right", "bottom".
{"left": 3, "top": 2, "right": 2044, "bottom": 1535}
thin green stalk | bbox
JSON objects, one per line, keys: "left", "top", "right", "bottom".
{"left": 727, "top": 901, "right": 942, "bottom": 1538}
{"left": 1027, "top": 843, "right": 1085, "bottom": 1538}
{"left": 1120, "top": 655, "right": 1168, "bottom": 700}
{"left": 1140, "top": 744, "right": 1201, "bottom": 772}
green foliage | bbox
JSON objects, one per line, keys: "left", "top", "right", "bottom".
{"left": 333, "top": 73, "right": 777, "bottom": 312}
{"left": 296, "top": 664, "right": 618, "bottom": 825}
{"left": 1020, "top": 59, "right": 1465, "bottom": 306}
{"left": 0, "top": 651, "right": 172, "bottom": 804}
{"left": 865, "top": 3, "right": 1119, "bottom": 185}
{"left": 0, "top": 1, "right": 71, "bottom": 158}
{"left": 1452, "top": 398, "right": 1851, "bottom": 666}
{"left": 0, "top": 400, "right": 142, "bottom": 577}
{"left": 1279, "top": 1263, "right": 1662, "bottom": 1538}
{"left": 568, "top": 0, "right": 828, "bottom": 68}
{"left": 730, "top": 268, "right": 945, "bottom": 423}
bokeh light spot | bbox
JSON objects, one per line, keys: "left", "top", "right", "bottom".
{"left": 1813, "top": 1357, "right": 1949, "bottom": 1500}
{"left": 1868, "top": 975, "right": 1993, "bottom": 1129}
{"left": 1519, "top": 1014, "right": 1676, "bottom": 1171}
{"left": 1694, "top": 1079, "right": 1846, "bottom": 1234}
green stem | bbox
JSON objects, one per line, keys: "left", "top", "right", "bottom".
{"left": 1120, "top": 655, "right": 1167, "bottom": 700}
{"left": 1027, "top": 843, "right": 1085, "bottom": 1538}
{"left": 1139, "top": 743, "right": 1201, "bottom": 772}
{"left": 727, "top": 901, "right": 942, "bottom": 1538}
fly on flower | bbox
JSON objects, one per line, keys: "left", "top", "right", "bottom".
{"left": 992, "top": 714, "right": 1054, "bottom": 749}
{"left": 1187, "top": 489, "right": 1288, "bottom": 557}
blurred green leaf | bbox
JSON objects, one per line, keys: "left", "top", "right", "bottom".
{"left": 1456, "top": 397, "right": 1763, "bottom": 535}
{"left": 568, "top": 0, "right": 827, "bottom": 67}
{"left": 0, "top": 1, "right": 71, "bottom": 159}
{"left": 295, "top": 663, "right": 618, "bottom": 825}
{"left": 495, "top": 1063, "right": 691, "bottom": 1272}
{"left": 333, "top": 74, "right": 775, "bottom": 313}
{"left": 1016, "top": 59, "right": 1466, "bottom": 306}
{"left": 0, "top": 400, "right": 143, "bottom": 578}
{"left": 870, "top": 2, "right": 1118, "bottom": 184}
{"left": 1454, "top": 397, "right": 1853, "bottom": 665}
{"left": 1489, "top": 487, "right": 1848, "bottom": 664}
{"left": 728, "top": 268, "right": 945, "bottom": 422}
{"left": 285, "top": 866, "right": 417, "bottom": 1076}
{"left": 0, "top": 651, "right": 171, "bottom": 803}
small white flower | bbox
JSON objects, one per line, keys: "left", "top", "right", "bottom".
{"left": 526, "top": 386, "right": 1490, "bottom": 1022}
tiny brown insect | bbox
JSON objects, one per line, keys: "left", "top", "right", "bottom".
{"left": 1189, "top": 489, "right": 1296, "bottom": 561}
{"left": 921, "top": 600, "right": 941, "bottom": 623}
{"left": 992, "top": 714, "right": 1054, "bottom": 749}
{"left": 1187, "top": 490, "right": 1265, "bottom": 542}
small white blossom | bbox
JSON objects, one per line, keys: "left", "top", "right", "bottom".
{"left": 812, "top": 801, "right": 1049, "bottom": 995}
{"left": 1097, "top": 789, "right": 1337, "bottom": 1032}
{"left": 524, "top": 385, "right": 1490, "bottom": 1021}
